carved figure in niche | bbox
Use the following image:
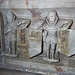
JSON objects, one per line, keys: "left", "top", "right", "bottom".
{"left": 5, "top": 10, "right": 31, "bottom": 57}
{"left": 39, "top": 10, "right": 73, "bottom": 63}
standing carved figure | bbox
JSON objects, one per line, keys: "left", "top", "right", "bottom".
{"left": 5, "top": 10, "right": 31, "bottom": 57}
{"left": 39, "top": 10, "right": 73, "bottom": 63}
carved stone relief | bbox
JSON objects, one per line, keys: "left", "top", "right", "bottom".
{"left": 0, "top": 9, "right": 75, "bottom": 65}
{"left": 38, "top": 10, "right": 73, "bottom": 63}
{"left": 3, "top": 10, "right": 31, "bottom": 57}
{"left": 57, "top": 29, "right": 75, "bottom": 56}
{"left": 17, "top": 28, "right": 42, "bottom": 58}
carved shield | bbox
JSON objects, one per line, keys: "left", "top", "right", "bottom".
{"left": 57, "top": 29, "right": 75, "bottom": 57}
{"left": 17, "top": 28, "right": 42, "bottom": 58}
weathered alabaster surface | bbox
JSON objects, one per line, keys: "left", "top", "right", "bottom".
{"left": 17, "top": 28, "right": 42, "bottom": 58}
{"left": 4, "top": 10, "right": 31, "bottom": 57}
{"left": 38, "top": 10, "right": 73, "bottom": 63}
{"left": 57, "top": 29, "right": 75, "bottom": 57}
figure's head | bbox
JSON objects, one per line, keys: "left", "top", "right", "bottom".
{"left": 6, "top": 10, "right": 15, "bottom": 23}
{"left": 47, "top": 10, "right": 58, "bottom": 24}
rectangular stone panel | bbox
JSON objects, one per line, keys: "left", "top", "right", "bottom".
{"left": 57, "top": 29, "right": 75, "bottom": 57}
{"left": 17, "top": 28, "right": 42, "bottom": 58}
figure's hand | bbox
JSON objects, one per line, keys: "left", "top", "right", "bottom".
{"left": 17, "top": 19, "right": 31, "bottom": 28}
{"left": 61, "top": 20, "right": 73, "bottom": 30}
{"left": 21, "top": 19, "right": 31, "bottom": 25}
{"left": 60, "top": 24, "right": 68, "bottom": 30}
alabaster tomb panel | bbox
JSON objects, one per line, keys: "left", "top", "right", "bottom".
{"left": 0, "top": 8, "right": 75, "bottom": 75}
